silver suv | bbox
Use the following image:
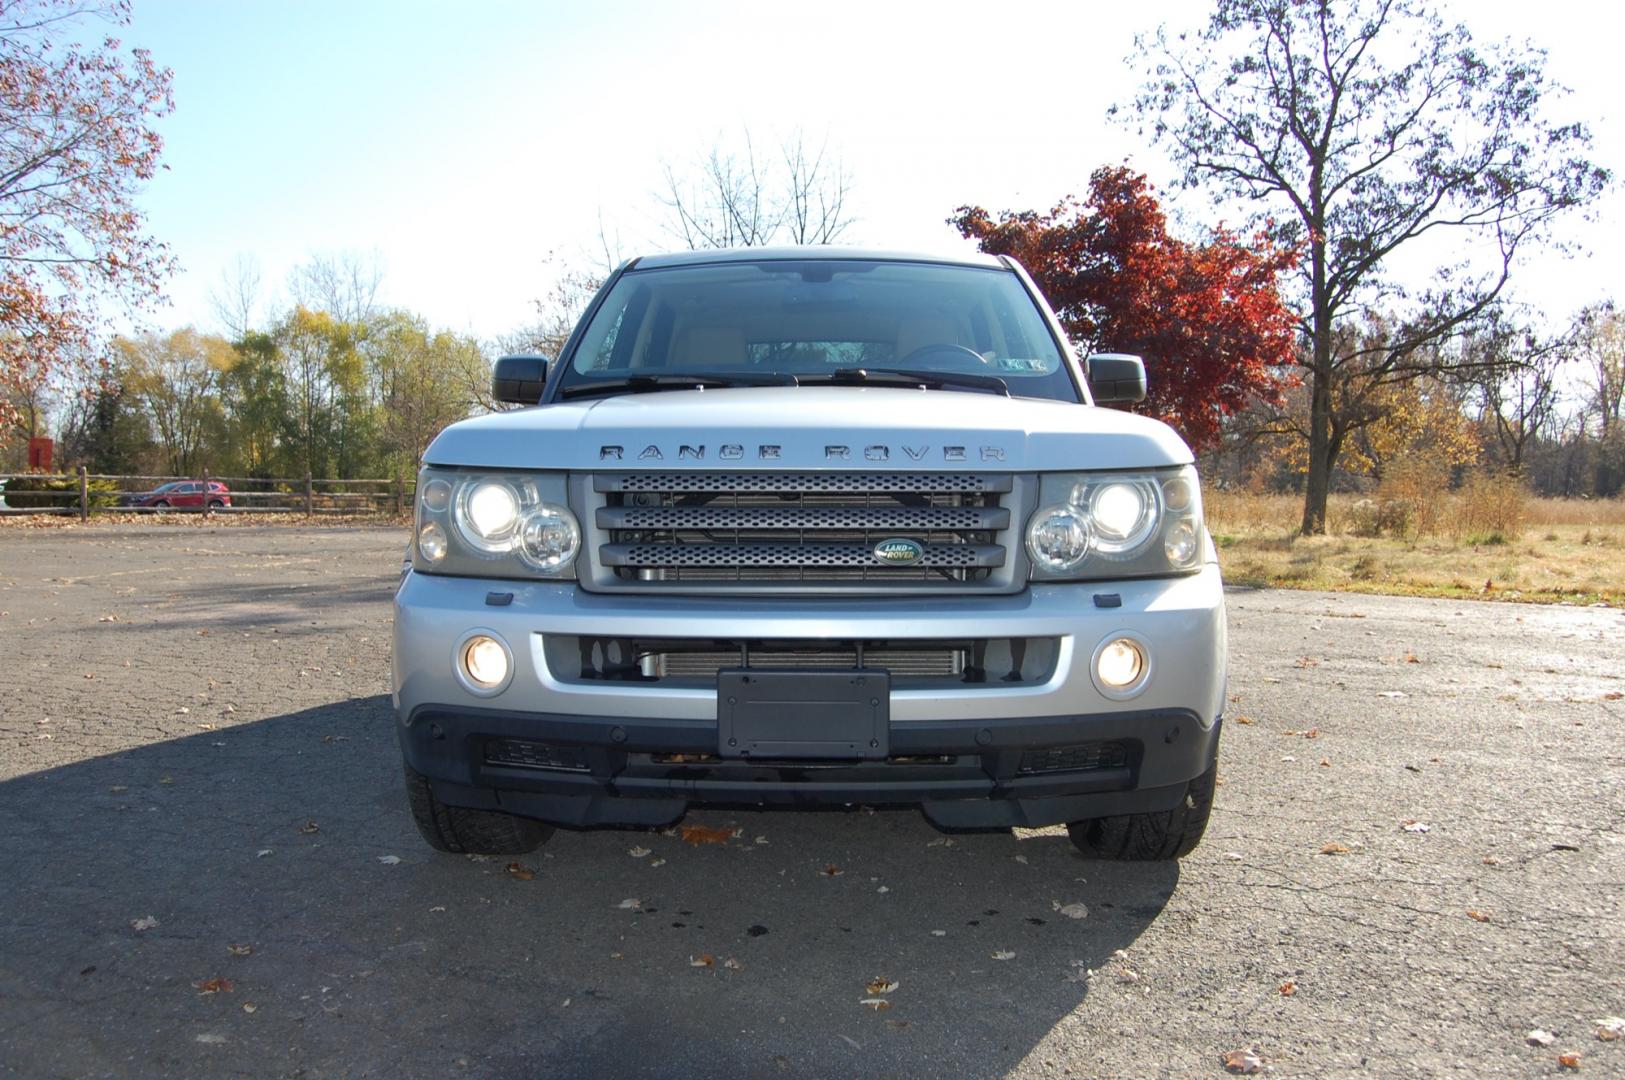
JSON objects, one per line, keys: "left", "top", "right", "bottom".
{"left": 393, "top": 249, "right": 1226, "bottom": 860}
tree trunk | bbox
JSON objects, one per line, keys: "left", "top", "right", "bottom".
{"left": 1300, "top": 319, "right": 1335, "bottom": 533}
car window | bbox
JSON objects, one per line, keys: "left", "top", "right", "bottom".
{"left": 560, "top": 260, "right": 1079, "bottom": 402}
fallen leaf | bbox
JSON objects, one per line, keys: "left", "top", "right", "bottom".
{"left": 1052, "top": 901, "right": 1089, "bottom": 920}
{"left": 930, "top": 929, "right": 947, "bottom": 937}
{"left": 1223, "top": 851, "right": 1243, "bottom": 861}
{"left": 130, "top": 915, "right": 159, "bottom": 932}
{"left": 723, "top": 958, "right": 743, "bottom": 970}
{"left": 866, "top": 977, "right": 899, "bottom": 995}
{"left": 1319, "top": 843, "right": 1349, "bottom": 855}
{"left": 1278, "top": 979, "right": 1297, "bottom": 996}
{"left": 158, "top": 776, "right": 175, "bottom": 785}
{"left": 241, "top": 1002, "right": 257, "bottom": 1013}
{"left": 754, "top": 835, "right": 769, "bottom": 845}
{"left": 628, "top": 846, "right": 651, "bottom": 858}
{"left": 1559, "top": 1051, "right": 1582, "bottom": 1070}
{"left": 1233, "top": 715, "right": 1254, "bottom": 725}
{"left": 377, "top": 855, "right": 401, "bottom": 865}
{"left": 429, "top": 906, "right": 446, "bottom": 913}
{"left": 679, "top": 824, "right": 736, "bottom": 846}
{"left": 297, "top": 821, "right": 319, "bottom": 834}
{"left": 1378, "top": 690, "right": 1407, "bottom": 699}
{"left": 505, "top": 862, "right": 535, "bottom": 881}
{"left": 1319, "top": 757, "right": 1332, "bottom": 767}
{"left": 1403, "top": 651, "right": 1420, "bottom": 663}
{"left": 1528, "top": 1029, "right": 1557, "bottom": 1047}
{"left": 1302, "top": 727, "right": 1320, "bottom": 739}
{"left": 877, "top": 885, "right": 890, "bottom": 894}
{"left": 1013, "top": 855, "right": 1028, "bottom": 865}
{"left": 689, "top": 954, "right": 715, "bottom": 968}
{"left": 256, "top": 849, "right": 272, "bottom": 858}
{"left": 925, "top": 837, "right": 955, "bottom": 848}
{"left": 194, "top": 977, "right": 234, "bottom": 995}
{"left": 1401, "top": 820, "right": 1431, "bottom": 833}
{"left": 650, "top": 859, "right": 666, "bottom": 867}
{"left": 1221, "top": 1048, "right": 1264, "bottom": 1074}
{"left": 1466, "top": 908, "right": 1492, "bottom": 923}
{"left": 226, "top": 943, "right": 252, "bottom": 957}
{"left": 859, "top": 998, "right": 891, "bottom": 1010}
{"left": 821, "top": 864, "right": 844, "bottom": 877}
{"left": 1595, "top": 1018, "right": 1625, "bottom": 1041}
{"left": 1294, "top": 656, "right": 1319, "bottom": 668}
{"left": 991, "top": 950, "right": 1016, "bottom": 961}
{"left": 1603, "top": 691, "right": 1623, "bottom": 701}
{"left": 615, "top": 898, "right": 642, "bottom": 910}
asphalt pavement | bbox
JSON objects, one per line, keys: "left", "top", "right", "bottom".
{"left": 1, "top": 525, "right": 1621, "bottom": 1079}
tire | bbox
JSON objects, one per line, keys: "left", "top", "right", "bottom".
{"left": 152, "top": 499, "right": 169, "bottom": 509}
{"left": 402, "top": 763, "right": 553, "bottom": 855}
{"left": 208, "top": 499, "right": 224, "bottom": 509}
{"left": 1065, "top": 760, "right": 1216, "bottom": 861}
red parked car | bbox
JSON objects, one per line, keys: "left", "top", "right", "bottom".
{"left": 122, "top": 481, "right": 232, "bottom": 510}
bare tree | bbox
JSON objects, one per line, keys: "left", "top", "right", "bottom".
{"left": 289, "top": 251, "right": 385, "bottom": 327}
{"left": 1460, "top": 316, "right": 1571, "bottom": 475}
{"left": 209, "top": 253, "right": 263, "bottom": 340}
{"left": 1129, "top": 0, "right": 1609, "bottom": 533}
{"left": 659, "top": 129, "right": 854, "bottom": 249}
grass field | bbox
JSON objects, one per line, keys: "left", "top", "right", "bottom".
{"left": 1207, "top": 490, "right": 1625, "bottom": 606}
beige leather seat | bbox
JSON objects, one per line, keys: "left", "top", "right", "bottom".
{"left": 671, "top": 326, "right": 747, "bottom": 368}
{"left": 894, "top": 315, "right": 959, "bottom": 359}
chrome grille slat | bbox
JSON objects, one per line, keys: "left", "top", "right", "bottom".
{"left": 597, "top": 505, "right": 1009, "bottom": 531}
{"left": 601, "top": 542, "right": 1004, "bottom": 569}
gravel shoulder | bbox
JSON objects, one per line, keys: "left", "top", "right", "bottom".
{"left": 1, "top": 526, "right": 1621, "bottom": 1078}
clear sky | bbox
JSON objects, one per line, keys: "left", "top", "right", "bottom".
{"left": 121, "top": 0, "right": 1622, "bottom": 342}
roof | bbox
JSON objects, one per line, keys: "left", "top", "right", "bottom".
{"left": 629, "top": 245, "right": 1008, "bottom": 271}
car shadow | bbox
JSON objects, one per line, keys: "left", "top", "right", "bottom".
{"left": 0, "top": 694, "right": 1178, "bottom": 1080}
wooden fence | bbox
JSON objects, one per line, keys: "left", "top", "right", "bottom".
{"left": 0, "top": 469, "right": 415, "bottom": 520}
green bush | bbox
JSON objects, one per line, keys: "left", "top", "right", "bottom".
{"left": 2, "top": 475, "right": 121, "bottom": 510}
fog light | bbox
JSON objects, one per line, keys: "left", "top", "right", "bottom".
{"left": 1096, "top": 637, "right": 1146, "bottom": 689}
{"left": 461, "top": 634, "right": 509, "bottom": 689}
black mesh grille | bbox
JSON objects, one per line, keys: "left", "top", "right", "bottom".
{"left": 1017, "top": 741, "right": 1131, "bottom": 775}
{"left": 590, "top": 471, "right": 1011, "bottom": 589}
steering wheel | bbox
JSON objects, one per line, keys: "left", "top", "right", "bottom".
{"left": 897, "top": 343, "right": 995, "bottom": 372}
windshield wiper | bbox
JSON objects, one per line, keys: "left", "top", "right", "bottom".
{"left": 802, "top": 367, "right": 1010, "bottom": 396}
{"left": 558, "top": 371, "right": 800, "bottom": 399}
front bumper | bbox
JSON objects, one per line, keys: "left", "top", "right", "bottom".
{"left": 392, "top": 564, "right": 1226, "bottom": 829}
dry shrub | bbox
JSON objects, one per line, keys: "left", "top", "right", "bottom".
{"left": 1375, "top": 453, "right": 1452, "bottom": 538}
{"left": 1453, "top": 473, "right": 1527, "bottom": 541}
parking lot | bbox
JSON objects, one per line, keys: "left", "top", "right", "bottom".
{"left": 1, "top": 524, "right": 1622, "bottom": 1078}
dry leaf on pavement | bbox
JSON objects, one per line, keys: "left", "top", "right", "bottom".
{"left": 1052, "top": 901, "right": 1088, "bottom": 920}
{"left": 194, "top": 977, "right": 234, "bottom": 994}
{"left": 615, "top": 898, "right": 642, "bottom": 910}
{"left": 821, "top": 864, "right": 844, "bottom": 877}
{"left": 689, "top": 954, "right": 715, "bottom": 968}
{"left": 226, "top": 944, "right": 252, "bottom": 957}
{"left": 1401, "top": 821, "right": 1431, "bottom": 833}
{"left": 377, "top": 855, "right": 401, "bottom": 865}
{"left": 1319, "top": 843, "right": 1349, "bottom": 855}
{"left": 628, "top": 846, "right": 651, "bottom": 858}
{"left": 1221, "top": 1048, "right": 1264, "bottom": 1074}
{"left": 130, "top": 915, "right": 159, "bottom": 932}
{"left": 505, "top": 862, "right": 535, "bottom": 881}
{"left": 1596, "top": 1017, "right": 1625, "bottom": 1041}
{"left": 1559, "top": 1051, "right": 1582, "bottom": 1070}
{"left": 865, "top": 977, "right": 899, "bottom": 995}
{"left": 297, "top": 820, "right": 319, "bottom": 834}
{"left": 859, "top": 998, "right": 891, "bottom": 1010}
{"left": 991, "top": 950, "right": 1016, "bottom": 961}
{"left": 1527, "top": 1030, "right": 1557, "bottom": 1047}
{"left": 679, "top": 824, "right": 735, "bottom": 846}
{"left": 1278, "top": 980, "right": 1297, "bottom": 996}
{"left": 1466, "top": 908, "right": 1492, "bottom": 923}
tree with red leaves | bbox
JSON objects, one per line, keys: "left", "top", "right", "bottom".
{"left": 951, "top": 166, "right": 1296, "bottom": 452}
{"left": 0, "top": 0, "right": 174, "bottom": 443}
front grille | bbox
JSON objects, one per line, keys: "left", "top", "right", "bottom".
{"left": 1017, "top": 741, "right": 1131, "bottom": 776}
{"left": 663, "top": 645, "right": 960, "bottom": 678}
{"left": 588, "top": 471, "right": 1013, "bottom": 591}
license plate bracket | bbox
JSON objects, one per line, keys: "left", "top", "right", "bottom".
{"left": 717, "top": 669, "right": 890, "bottom": 760}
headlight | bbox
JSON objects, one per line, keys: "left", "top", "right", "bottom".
{"left": 1027, "top": 465, "right": 1205, "bottom": 580}
{"left": 1026, "top": 505, "right": 1091, "bottom": 572}
{"left": 415, "top": 468, "right": 579, "bottom": 579}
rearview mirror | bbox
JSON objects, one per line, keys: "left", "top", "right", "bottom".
{"left": 493, "top": 354, "right": 549, "bottom": 406}
{"left": 1085, "top": 353, "right": 1147, "bottom": 404}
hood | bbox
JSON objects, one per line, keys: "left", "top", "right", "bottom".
{"left": 423, "top": 387, "right": 1193, "bottom": 471}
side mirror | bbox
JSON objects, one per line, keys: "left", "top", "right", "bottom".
{"left": 1085, "top": 353, "right": 1147, "bottom": 404}
{"left": 493, "top": 354, "right": 549, "bottom": 406}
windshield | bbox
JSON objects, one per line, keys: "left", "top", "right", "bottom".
{"left": 556, "top": 259, "right": 1079, "bottom": 402}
